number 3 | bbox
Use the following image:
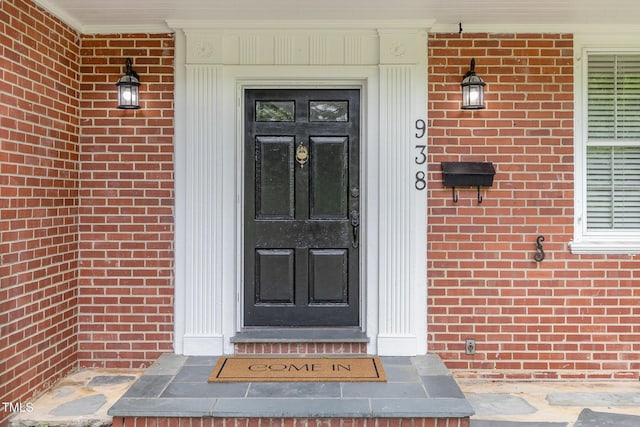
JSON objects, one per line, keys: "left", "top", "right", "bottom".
{"left": 415, "top": 145, "right": 426, "bottom": 165}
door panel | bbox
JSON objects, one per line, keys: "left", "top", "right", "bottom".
{"left": 310, "top": 137, "right": 348, "bottom": 219}
{"left": 255, "top": 136, "right": 295, "bottom": 219}
{"left": 244, "top": 89, "right": 360, "bottom": 327}
{"left": 309, "top": 249, "right": 348, "bottom": 304}
{"left": 255, "top": 249, "right": 295, "bottom": 304}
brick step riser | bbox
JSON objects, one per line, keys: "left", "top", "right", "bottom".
{"left": 234, "top": 342, "right": 367, "bottom": 355}
{"left": 113, "top": 417, "right": 470, "bottom": 427}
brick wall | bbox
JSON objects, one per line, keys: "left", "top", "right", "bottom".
{"left": 113, "top": 417, "right": 470, "bottom": 427}
{"left": 0, "top": 0, "right": 80, "bottom": 423}
{"left": 428, "top": 33, "right": 640, "bottom": 379}
{"left": 77, "top": 34, "right": 175, "bottom": 368}
{"left": 2, "top": 6, "right": 639, "bottom": 420}
{"left": 1, "top": 1, "right": 175, "bottom": 418}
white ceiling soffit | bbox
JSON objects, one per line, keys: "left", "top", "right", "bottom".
{"left": 34, "top": 0, "right": 640, "bottom": 34}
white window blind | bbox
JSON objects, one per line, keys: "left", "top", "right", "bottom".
{"left": 586, "top": 54, "right": 640, "bottom": 230}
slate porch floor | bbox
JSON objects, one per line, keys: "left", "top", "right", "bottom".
{"left": 107, "top": 353, "right": 474, "bottom": 419}
{"left": 10, "top": 354, "right": 640, "bottom": 427}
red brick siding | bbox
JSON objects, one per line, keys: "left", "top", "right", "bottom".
{"left": 0, "top": 0, "right": 80, "bottom": 423}
{"left": 428, "top": 33, "right": 640, "bottom": 379}
{"left": 113, "top": 418, "right": 470, "bottom": 427}
{"left": 235, "top": 343, "right": 368, "bottom": 354}
{"left": 77, "top": 34, "right": 175, "bottom": 368}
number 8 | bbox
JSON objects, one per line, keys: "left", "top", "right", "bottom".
{"left": 415, "top": 171, "right": 426, "bottom": 190}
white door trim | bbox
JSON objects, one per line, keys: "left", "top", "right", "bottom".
{"left": 228, "top": 74, "right": 377, "bottom": 353}
{"left": 172, "top": 23, "right": 429, "bottom": 356}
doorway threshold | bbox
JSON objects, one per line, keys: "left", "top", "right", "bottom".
{"left": 231, "top": 327, "right": 369, "bottom": 343}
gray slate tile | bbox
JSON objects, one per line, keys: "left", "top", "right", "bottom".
{"left": 371, "top": 397, "right": 474, "bottom": 417}
{"left": 422, "top": 375, "right": 465, "bottom": 399}
{"left": 161, "top": 382, "right": 249, "bottom": 398}
{"left": 383, "top": 365, "right": 420, "bottom": 382}
{"left": 547, "top": 392, "right": 640, "bottom": 407}
{"left": 185, "top": 356, "right": 219, "bottom": 366}
{"left": 247, "top": 382, "right": 340, "bottom": 398}
{"left": 174, "top": 365, "right": 217, "bottom": 383}
{"left": 466, "top": 393, "right": 537, "bottom": 416}
{"left": 122, "top": 375, "right": 173, "bottom": 398}
{"left": 413, "top": 354, "right": 451, "bottom": 376}
{"left": 574, "top": 408, "right": 640, "bottom": 427}
{"left": 143, "top": 354, "right": 187, "bottom": 376}
{"left": 108, "top": 398, "right": 216, "bottom": 417}
{"left": 342, "top": 382, "right": 427, "bottom": 398}
{"left": 379, "top": 356, "right": 412, "bottom": 366}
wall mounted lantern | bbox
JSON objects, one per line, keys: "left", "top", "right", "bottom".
{"left": 460, "top": 58, "right": 486, "bottom": 110}
{"left": 116, "top": 58, "right": 140, "bottom": 109}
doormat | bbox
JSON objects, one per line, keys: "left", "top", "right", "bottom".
{"left": 209, "top": 356, "right": 386, "bottom": 382}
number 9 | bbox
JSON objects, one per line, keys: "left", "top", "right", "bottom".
{"left": 415, "top": 119, "right": 426, "bottom": 139}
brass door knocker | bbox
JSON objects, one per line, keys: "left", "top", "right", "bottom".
{"left": 296, "top": 142, "right": 309, "bottom": 168}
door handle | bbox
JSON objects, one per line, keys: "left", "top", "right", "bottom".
{"left": 350, "top": 210, "right": 360, "bottom": 248}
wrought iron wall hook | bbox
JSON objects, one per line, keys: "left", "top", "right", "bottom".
{"left": 534, "top": 235, "right": 545, "bottom": 263}
{"left": 477, "top": 187, "right": 483, "bottom": 204}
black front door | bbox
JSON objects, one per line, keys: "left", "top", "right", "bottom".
{"left": 244, "top": 89, "right": 360, "bottom": 327}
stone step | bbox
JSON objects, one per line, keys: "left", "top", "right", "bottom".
{"left": 107, "top": 354, "right": 474, "bottom": 422}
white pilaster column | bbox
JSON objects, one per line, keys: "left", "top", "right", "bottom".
{"left": 376, "top": 30, "right": 427, "bottom": 356}
{"left": 181, "top": 64, "right": 225, "bottom": 354}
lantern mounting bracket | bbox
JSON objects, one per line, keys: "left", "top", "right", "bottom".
{"left": 124, "top": 58, "right": 139, "bottom": 81}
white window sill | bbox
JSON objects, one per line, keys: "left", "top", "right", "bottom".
{"left": 569, "top": 239, "right": 640, "bottom": 255}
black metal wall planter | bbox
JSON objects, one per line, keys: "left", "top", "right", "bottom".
{"left": 441, "top": 161, "right": 496, "bottom": 203}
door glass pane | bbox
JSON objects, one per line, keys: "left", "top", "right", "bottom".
{"left": 256, "top": 101, "right": 295, "bottom": 121}
{"left": 310, "top": 101, "right": 348, "bottom": 122}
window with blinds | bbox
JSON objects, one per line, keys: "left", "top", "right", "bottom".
{"left": 586, "top": 54, "right": 640, "bottom": 230}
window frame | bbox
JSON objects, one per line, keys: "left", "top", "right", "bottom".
{"left": 571, "top": 46, "right": 640, "bottom": 255}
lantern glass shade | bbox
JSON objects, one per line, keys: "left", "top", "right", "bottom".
{"left": 460, "top": 59, "right": 486, "bottom": 110}
{"left": 117, "top": 74, "right": 140, "bottom": 109}
{"left": 116, "top": 59, "right": 140, "bottom": 109}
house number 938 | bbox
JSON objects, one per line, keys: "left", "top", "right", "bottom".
{"left": 414, "top": 119, "right": 426, "bottom": 190}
